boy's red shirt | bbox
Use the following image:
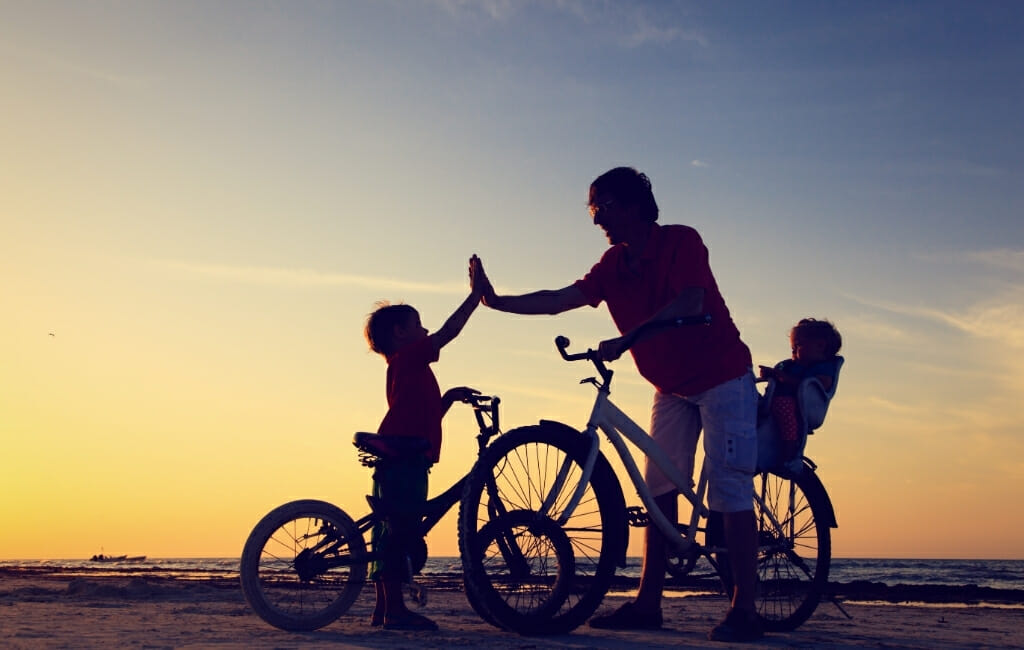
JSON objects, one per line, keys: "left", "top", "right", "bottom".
{"left": 377, "top": 336, "right": 443, "bottom": 463}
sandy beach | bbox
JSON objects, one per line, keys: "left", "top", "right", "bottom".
{"left": 2, "top": 569, "right": 1022, "bottom": 649}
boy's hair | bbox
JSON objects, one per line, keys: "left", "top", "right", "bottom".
{"left": 590, "top": 166, "right": 659, "bottom": 223}
{"left": 793, "top": 318, "right": 842, "bottom": 357}
{"left": 365, "top": 302, "right": 417, "bottom": 357}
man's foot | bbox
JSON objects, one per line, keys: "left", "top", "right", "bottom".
{"left": 370, "top": 612, "right": 384, "bottom": 627}
{"left": 383, "top": 611, "right": 439, "bottom": 631}
{"left": 708, "top": 608, "right": 763, "bottom": 642}
{"left": 588, "top": 601, "right": 663, "bottom": 630}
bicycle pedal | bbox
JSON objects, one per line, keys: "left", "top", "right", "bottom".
{"left": 626, "top": 506, "right": 649, "bottom": 527}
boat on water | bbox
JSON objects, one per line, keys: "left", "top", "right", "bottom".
{"left": 89, "top": 554, "right": 147, "bottom": 562}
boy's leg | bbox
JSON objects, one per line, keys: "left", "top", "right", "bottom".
{"left": 375, "top": 456, "right": 436, "bottom": 630}
{"left": 371, "top": 580, "right": 385, "bottom": 626}
{"left": 370, "top": 474, "right": 387, "bottom": 626}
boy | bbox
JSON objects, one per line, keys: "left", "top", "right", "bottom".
{"left": 362, "top": 256, "right": 483, "bottom": 631}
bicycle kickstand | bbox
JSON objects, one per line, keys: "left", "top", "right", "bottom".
{"left": 407, "top": 557, "right": 428, "bottom": 606}
{"left": 829, "top": 594, "right": 853, "bottom": 620}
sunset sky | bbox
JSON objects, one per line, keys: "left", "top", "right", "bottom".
{"left": 3, "top": 1, "right": 1022, "bottom": 561}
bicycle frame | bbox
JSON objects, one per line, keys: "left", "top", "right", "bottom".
{"left": 342, "top": 394, "right": 526, "bottom": 570}
{"left": 351, "top": 475, "right": 467, "bottom": 560}
{"left": 583, "top": 383, "right": 709, "bottom": 558}
{"left": 550, "top": 322, "right": 791, "bottom": 564}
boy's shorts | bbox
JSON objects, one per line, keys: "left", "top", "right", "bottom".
{"left": 645, "top": 371, "right": 758, "bottom": 513}
{"left": 370, "top": 455, "right": 431, "bottom": 580}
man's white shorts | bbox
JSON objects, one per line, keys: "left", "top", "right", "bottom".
{"left": 644, "top": 371, "right": 759, "bottom": 513}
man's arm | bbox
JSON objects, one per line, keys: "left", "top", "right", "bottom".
{"left": 598, "top": 287, "right": 705, "bottom": 361}
{"left": 471, "top": 255, "right": 588, "bottom": 315}
{"left": 485, "top": 286, "right": 589, "bottom": 315}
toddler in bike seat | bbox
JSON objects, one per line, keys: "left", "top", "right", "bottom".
{"left": 759, "top": 318, "right": 843, "bottom": 466}
{"left": 360, "top": 257, "right": 484, "bottom": 631}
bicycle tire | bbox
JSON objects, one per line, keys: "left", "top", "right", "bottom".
{"left": 240, "top": 499, "right": 367, "bottom": 631}
{"left": 458, "top": 423, "right": 627, "bottom": 635}
{"left": 466, "top": 509, "right": 575, "bottom": 631}
{"left": 750, "top": 468, "right": 832, "bottom": 631}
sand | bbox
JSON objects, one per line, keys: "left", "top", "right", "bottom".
{"left": 2, "top": 569, "right": 1023, "bottom": 649}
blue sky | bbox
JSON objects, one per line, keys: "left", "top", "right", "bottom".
{"left": 2, "top": 1, "right": 1023, "bottom": 559}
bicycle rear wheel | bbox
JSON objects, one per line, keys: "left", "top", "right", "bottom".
{"left": 240, "top": 499, "right": 367, "bottom": 631}
{"left": 459, "top": 423, "right": 627, "bottom": 635}
{"left": 752, "top": 468, "right": 832, "bottom": 631}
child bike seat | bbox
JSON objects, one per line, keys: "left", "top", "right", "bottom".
{"left": 757, "top": 356, "right": 844, "bottom": 472}
{"left": 759, "top": 356, "right": 844, "bottom": 435}
{"left": 353, "top": 432, "right": 430, "bottom": 467}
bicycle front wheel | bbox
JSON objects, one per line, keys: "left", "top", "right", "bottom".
{"left": 459, "top": 422, "right": 627, "bottom": 635}
{"left": 240, "top": 499, "right": 367, "bottom": 631}
{"left": 465, "top": 509, "right": 575, "bottom": 630}
{"left": 753, "top": 468, "right": 832, "bottom": 631}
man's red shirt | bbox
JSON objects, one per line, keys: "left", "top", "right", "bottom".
{"left": 573, "top": 223, "right": 751, "bottom": 396}
{"left": 377, "top": 337, "right": 443, "bottom": 463}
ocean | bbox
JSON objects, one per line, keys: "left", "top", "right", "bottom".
{"left": 3, "top": 557, "right": 1022, "bottom": 593}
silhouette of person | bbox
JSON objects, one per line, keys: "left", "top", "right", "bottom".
{"left": 471, "top": 167, "right": 762, "bottom": 642}
{"left": 760, "top": 318, "right": 842, "bottom": 461}
{"left": 362, "top": 257, "right": 483, "bottom": 631}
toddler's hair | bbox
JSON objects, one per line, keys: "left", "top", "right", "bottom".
{"left": 365, "top": 302, "right": 417, "bottom": 356}
{"left": 793, "top": 318, "right": 842, "bottom": 356}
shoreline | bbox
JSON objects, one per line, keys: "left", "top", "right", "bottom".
{"left": 3, "top": 565, "right": 1023, "bottom": 607}
{"left": 2, "top": 570, "right": 1023, "bottom": 648}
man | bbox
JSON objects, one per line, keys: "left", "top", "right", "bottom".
{"left": 471, "top": 167, "right": 763, "bottom": 642}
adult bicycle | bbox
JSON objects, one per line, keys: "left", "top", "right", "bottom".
{"left": 457, "top": 315, "right": 839, "bottom": 634}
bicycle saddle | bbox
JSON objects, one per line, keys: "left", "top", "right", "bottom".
{"left": 352, "top": 432, "right": 430, "bottom": 460}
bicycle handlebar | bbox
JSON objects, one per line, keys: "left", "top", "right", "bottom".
{"left": 465, "top": 393, "right": 501, "bottom": 445}
{"left": 555, "top": 314, "right": 712, "bottom": 385}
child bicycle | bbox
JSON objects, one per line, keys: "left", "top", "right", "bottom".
{"left": 457, "top": 315, "right": 841, "bottom": 635}
{"left": 240, "top": 394, "right": 576, "bottom": 633}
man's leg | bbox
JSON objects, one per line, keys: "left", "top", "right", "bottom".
{"left": 699, "top": 372, "right": 763, "bottom": 641}
{"left": 634, "top": 491, "right": 677, "bottom": 611}
{"left": 723, "top": 509, "right": 757, "bottom": 613}
{"left": 590, "top": 391, "right": 698, "bottom": 630}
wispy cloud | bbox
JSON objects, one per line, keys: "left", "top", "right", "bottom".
{"left": 623, "top": 22, "right": 708, "bottom": 48}
{"left": 690, "top": 159, "right": 709, "bottom": 168}
{"left": 431, "top": 1, "right": 708, "bottom": 48}
{"left": 963, "top": 248, "right": 1024, "bottom": 273}
{"left": 851, "top": 293, "right": 1024, "bottom": 350}
{"left": 435, "top": 0, "right": 520, "bottom": 20}
{"left": 3, "top": 42, "right": 152, "bottom": 89}
{"left": 154, "top": 260, "right": 465, "bottom": 294}
{"left": 883, "top": 159, "right": 1008, "bottom": 179}
{"left": 915, "top": 247, "right": 1024, "bottom": 274}
{"left": 833, "top": 313, "right": 912, "bottom": 343}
